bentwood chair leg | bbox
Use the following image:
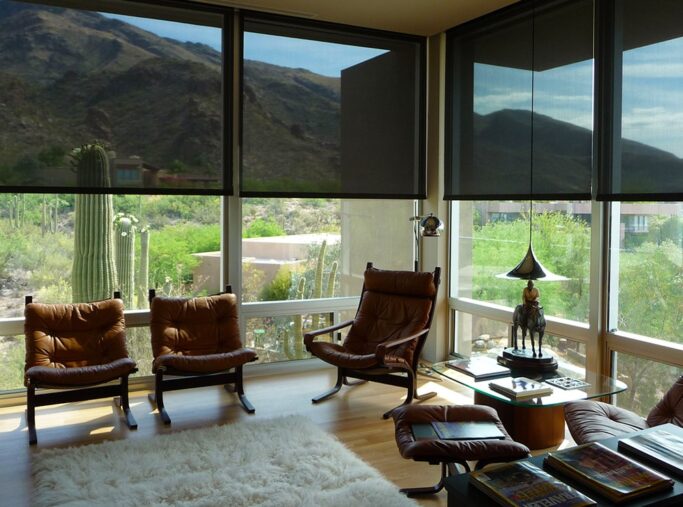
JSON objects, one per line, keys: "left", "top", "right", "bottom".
{"left": 148, "top": 371, "right": 171, "bottom": 425}
{"left": 400, "top": 462, "right": 448, "bottom": 497}
{"left": 27, "top": 385, "right": 37, "bottom": 446}
{"left": 383, "top": 369, "right": 416, "bottom": 420}
{"left": 117, "top": 375, "right": 138, "bottom": 430}
{"left": 312, "top": 368, "right": 344, "bottom": 403}
{"left": 232, "top": 366, "right": 255, "bottom": 414}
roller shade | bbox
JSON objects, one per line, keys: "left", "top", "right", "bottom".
{"left": 444, "top": 0, "right": 593, "bottom": 201}
{"left": 241, "top": 14, "right": 425, "bottom": 198}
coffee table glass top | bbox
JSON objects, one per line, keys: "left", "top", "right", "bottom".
{"left": 432, "top": 354, "right": 627, "bottom": 408}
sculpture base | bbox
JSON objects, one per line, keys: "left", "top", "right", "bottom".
{"left": 498, "top": 347, "right": 558, "bottom": 372}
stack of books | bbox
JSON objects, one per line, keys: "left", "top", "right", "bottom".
{"left": 488, "top": 376, "right": 553, "bottom": 399}
{"left": 618, "top": 427, "right": 683, "bottom": 477}
{"left": 445, "top": 356, "right": 510, "bottom": 381}
{"left": 544, "top": 442, "right": 674, "bottom": 503}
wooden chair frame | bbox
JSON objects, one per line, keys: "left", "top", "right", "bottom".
{"left": 24, "top": 293, "right": 137, "bottom": 445}
{"left": 147, "top": 286, "right": 256, "bottom": 425}
{"left": 305, "top": 263, "right": 441, "bottom": 419}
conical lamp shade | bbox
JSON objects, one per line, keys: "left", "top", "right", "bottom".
{"left": 497, "top": 243, "right": 568, "bottom": 281}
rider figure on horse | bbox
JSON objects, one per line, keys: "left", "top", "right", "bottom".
{"left": 522, "top": 279, "right": 540, "bottom": 318}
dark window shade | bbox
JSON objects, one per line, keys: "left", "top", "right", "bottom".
{"left": 0, "top": 0, "right": 230, "bottom": 195}
{"left": 241, "top": 15, "right": 425, "bottom": 198}
{"left": 445, "top": 0, "right": 593, "bottom": 201}
{"left": 598, "top": 0, "right": 683, "bottom": 201}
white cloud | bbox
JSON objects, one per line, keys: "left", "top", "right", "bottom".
{"left": 623, "top": 63, "right": 683, "bottom": 79}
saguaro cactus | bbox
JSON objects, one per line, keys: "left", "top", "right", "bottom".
{"left": 71, "top": 143, "right": 118, "bottom": 303}
{"left": 114, "top": 213, "right": 137, "bottom": 307}
{"left": 137, "top": 227, "right": 150, "bottom": 309}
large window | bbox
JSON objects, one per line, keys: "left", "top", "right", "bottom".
{"left": 454, "top": 200, "right": 591, "bottom": 323}
{"left": 611, "top": 202, "right": 683, "bottom": 342}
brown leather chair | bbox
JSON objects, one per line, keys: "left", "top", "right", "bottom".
{"left": 24, "top": 295, "right": 137, "bottom": 445}
{"left": 305, "top": 262, "right": 440, "bottom": 419}
{"left": 565, "top": 375, "right": 683, "bottom": 444}
{"left": 148, "top": 287, "right": 257, "bottom": 424}
{"left": 393, "top": 404, "right": 530, "bottom": 496}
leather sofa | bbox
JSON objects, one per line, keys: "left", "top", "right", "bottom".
{"left": 564, "top": 375, "right": 683, "bottom": 444}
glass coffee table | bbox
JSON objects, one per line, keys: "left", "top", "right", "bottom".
{"left": 432, "top": 356, "right": 627, "bottom": 450}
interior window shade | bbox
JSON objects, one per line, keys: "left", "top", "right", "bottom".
{"left": 241, "top": 17, "right": 425, "bottom": 198}
{"left": 600, "top": 0, "right": 683, "bottom": 200}
{"left": 445, "top": 0, "right": 593, "bottom": 200}
{"left": 0, "top": 0, "right": 228, "bottom": 195}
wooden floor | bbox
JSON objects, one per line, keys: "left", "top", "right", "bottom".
{"left": 0, "top": 367, "right": 573, "bottom": 506}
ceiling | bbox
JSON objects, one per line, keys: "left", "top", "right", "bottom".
{"left": 202, "top": 0, "right": 519, "bottom": 36}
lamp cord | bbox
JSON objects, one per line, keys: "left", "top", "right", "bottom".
{"left": 529, "top": 0, "right": 536, "bottom": 246}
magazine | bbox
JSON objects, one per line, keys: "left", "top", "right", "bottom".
{"left": 488, "top": 376, "right": 553, "bottom": 399}
{"left": 469, "top": 461, "right": 596, "bottom": 507}
{"left": 445, "top": 356, "right": 511, "bottom": 381}
{"left": 545, "top": 442, "right": 674, "bottom": 503}
{"left": 618, "top": 427, "right": 683, "bottom": 477}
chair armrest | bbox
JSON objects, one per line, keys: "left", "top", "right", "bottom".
{"left": 304, "top": 319, "right": 354, "bottom": 350}
{"left": 376, "top": 328, "right": 430, "bottom": 363}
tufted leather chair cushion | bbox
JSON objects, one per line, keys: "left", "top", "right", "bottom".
{"left": 341, "top": 267, "right": 435, "bottom": 366}
{"left": 24, "top": 299, "right": 132, "bottom": 387}
{"left": 646, "top": 375, "right": 683, "bottom": 428}
{"left": 564, "top": 400, "right": 648, "bottom": 444}
{"left": 393, "top": 404, "right": 530, "bottom": 464}
{"left": 150, "top": 293, "right": 255, "bottom": 374}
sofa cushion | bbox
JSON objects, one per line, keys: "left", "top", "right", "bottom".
{"left": 564, "top": 400, "right": 648, "bottom": 444}
{"left": 647, "top": 375, "right": 683, "bottom": 428}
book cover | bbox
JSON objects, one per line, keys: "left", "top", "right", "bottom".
{"left": 469, "top": 461, "right": 596, "bottom": 507}
{"left": 445, "top": 357, "right": 511, "bottom": 381}
{"left": 488, "top": 376, "right": 553, "bottom": 398}
{"left": 545, "top": 442, "right": 674, "bottom": 503}
{"left": 431, "top": 421, "right": 505, "bottom": 440}
{"left": 618, "top": 428, "right": 683, "bottom": 477}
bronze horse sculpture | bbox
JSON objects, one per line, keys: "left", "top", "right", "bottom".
{"left": 512, "top": 303, "right": 546, "bottom": 357}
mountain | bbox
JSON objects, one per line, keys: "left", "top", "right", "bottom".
{"left": 0, "top": 0, "right": 340, "bottom": 188}
{"left": 468, "top": 109, "right": 683, "bottom": 195}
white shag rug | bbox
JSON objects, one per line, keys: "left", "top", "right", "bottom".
{"left": 32, "top": 415, "right": 417, "bottom": 507}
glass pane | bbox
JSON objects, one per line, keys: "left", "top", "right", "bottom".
{"left": 241, "top": 198, "right": 413, "bottom": 302}
{"left": 614, "top": 352, "right": 683, "bottom": 418}
{"left": 454, "top": 311, "right": 586, "bottom": 372}
{"left": 0, "top": 335, "right": 25, "bottom": 391}
{"left": 0, "top": 0, "right": 224, "bottom": 192}
{"left": 242, "top": 24, "right": 422, "bottom": 196}
{"left": 611, "top": 202, "right": 683, "bottom": 341}
{"left": 454, "top": 200, "right": 591, "bottom": 322}
{"left": 617, "top": 0, "right": 683, "bottom": 195}
{"left": 0, "top": 193, "right": 219, "bottom": 314}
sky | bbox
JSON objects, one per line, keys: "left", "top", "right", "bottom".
{"left": 473, "top": 36, "right": 683, "bottom": 158}
{"left": 102, "top": 13, "right": 385, "bottom": 78}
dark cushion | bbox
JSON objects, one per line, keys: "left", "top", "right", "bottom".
{"left": 393, "top": 404, "right": 530, "bottom": 464}
{"left": 150, "top": 293, "right": 242, "bottom": 359}
{"left": 306, "top": 341, "right": 378, "bottom": 370}
{"left": 564, "top": 400, "right": 648, "bottom": 444}
{"left": 153, "top": 348, "right": 257, "bottom": 374}
{"left": 647, "top": 375, "right": 683, "bottom": 428}
{"left": 26, "top": 357, "right": 136, "bottom": 387}
{"left": 24, "top": 298, "right": 131, "bottom": 387}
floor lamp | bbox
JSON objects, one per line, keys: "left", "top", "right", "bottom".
{"left": 410, "top": 212, "right": 444, "bottom": 272}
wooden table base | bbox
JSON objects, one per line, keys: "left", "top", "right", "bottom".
{"left": 474, "top": 392, "right": 565, "bottom": 449}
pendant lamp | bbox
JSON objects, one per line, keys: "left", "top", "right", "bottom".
{"left": 497, "top": 0, "right": 566, "bottom": 283}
